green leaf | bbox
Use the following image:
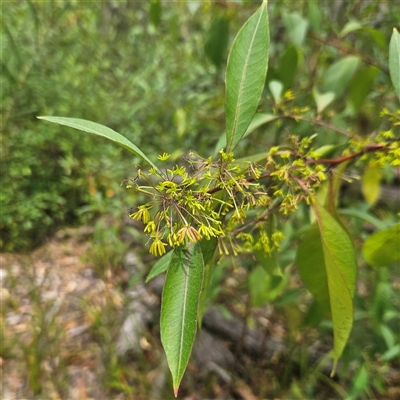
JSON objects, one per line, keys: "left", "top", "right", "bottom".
{"left": 314, "top": 202, "right": 357, "bottom": 372}
{"left": 160, "top": 243, "right": 204, "bottom": 397}
{"left": 249, "top": 266, "right": 286, "bottom": 307}
{"left": 339, "top": 208, "right": 389, "bottom": 230}
{"left": 389, "top": 28, "right": 400, "bottom": 101}
{"left": 249, "top": 266, "right": 270, "bottom": 307}
{"left": 347, "top": 364, "right": 368, "bottom": 400}
{"left": 197, "top": 237, "right": 218, "bottom": 327}
{"left": 321, "top": 56, "right": 360, "bottom": 98}
{"left": 149, "top": 0, "right": 162, "bottom": 27}
{"left": 269, "top": 80, "right": 283, "bottom": 103}
{"left": 339, "top": 20, "right": 362, "bottom": 37}
{"left": 363, "top": 223, "right": 400, "bottom": 267}
{"left": 215, "top": 112, "right": 275, "bottom": 154}
{"left": 361, "top": 163, "right": 382, "bottom": 206}
{"left": 37, "top": 116, "right": 160, "bottom": 172}
{"left": 282, "top": 12, "right": 308, "bottom": 47}
{"left": 277, "top": 45, "right": 299, "bottom": 89}
{"left": 349, "top": 66, "right": 379, "bottom": 111}
{"left": 225, "top": 1, "right": 269, "bottom": 152}
{"left": 313, "top": 87, "right": 335, "bottom": 114}
{"left": 307, "top": 1, "right": 322, "bottom": 32}
{"left": 297, "top": 202, "right": 357, "bottom": 373}
{"left": 297, "top": 223, "right": 331, "bottom": 315}
{"left": 204, "top": 17, "right": 230, "bottom": 68}
{"left": 146, "top": 251, "right": 173, "bottom": 283}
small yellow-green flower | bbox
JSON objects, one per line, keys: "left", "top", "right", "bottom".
{"left": 177, "top": 225, "right": 202, "bottom": 243}
{"left": 144, "top": 220, "right": 156, "bottom": 233}
{"left": 129, "top": 206, "right": 150, "bottom": 224}
{"left": 158, "top": 152, "right": 171, "bottom": 161}
{"left": 149, "top": 238, "right": 167, "bottom": 256}
{"left": 198, "top": 224, "right": 215, "bottom": 240}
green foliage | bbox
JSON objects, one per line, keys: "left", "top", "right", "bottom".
{"left": 160, "top": 242, "right": 204, "bottom": 396}
{"left": 389, "top": 28, "right": 400, "bottom": 101}
{"left": 8, "top": 0, "right": 400, "bottom": 397}
{"left": 362, "top": 223, "right": 400, "bottom": 267}
{"left": 225, "top": 1, "right": 269, "bottom": 152}
{"left": 2, "top": 1, "right": 221, "bottom": 252}
{"left": 37, "top": 117, "right": 160, "bottom": 172}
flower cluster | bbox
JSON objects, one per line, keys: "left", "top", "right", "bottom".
{"left": 128, "top": 150, "right": 272, "bottom": 256}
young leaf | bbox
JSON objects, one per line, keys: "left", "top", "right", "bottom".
{"left": 361, "top": 163, "right": 382, "bottom": 206}
{"left": 389, "top": 28, "right": 400, "bottom": 101}
{"left": 160, "top": 243, "right": 204, "bottom": 397}
{"left": 269, "top": 80, "right": 284, "bottom": 103}
{"left": 225, "top": 0, "right": 269, "bottom": 152}
{"left": 362, "top": 223, "right": 400, "bottom": 267}
{"left": 146, "top": 251, "right": 173, "bottom": 283}
{"left": 339, "top": 20, "right": 362, "bottom": 38}
{"left": 313, "top": 87, "right": 335, "bottom": 114}
{"left": 297, "top": 201, "right": 357, "bottom": 374}
{"left": 37, "top": 116, "right": 160, "bottom": 172}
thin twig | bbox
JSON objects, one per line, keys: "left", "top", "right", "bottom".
{"left": 205, "top": 141, "right": 393, "bottom": 197}
{"left": 282, "top": 114, "right": 353, "bottom": 138}
{"left": 307, "top": 143, "right": 389, "bottom": 165}
{"left": 308, "top": 32, "right": 390, "bottom": 75}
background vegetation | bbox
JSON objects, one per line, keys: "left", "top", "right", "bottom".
{"left": 2, "top": 1, "right": 399, "bottom": 399}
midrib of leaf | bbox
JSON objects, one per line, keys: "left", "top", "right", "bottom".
{"left": 320, "top": 228, "right": 352, "bottom": 299}
{"left": 227, "top": 9, "right": 264, "bottom": 151}
{"left": 177, "top": 254, "right": 191, "bottom": 376}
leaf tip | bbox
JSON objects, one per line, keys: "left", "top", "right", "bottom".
{"left": 330, "top": 358, "right": 338, "bottom": 378}
{"left": 173, "top": 387, "right": 179, "bottom": 397}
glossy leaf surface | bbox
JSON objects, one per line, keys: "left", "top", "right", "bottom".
{"left": 160, "top": 243, "right": 204, "bottom": 397}
{"left": 225, "top": 0, "right": 269, "bottom": 151}
{"left": 38, "top": 116, "right": 159, "bottom": 171}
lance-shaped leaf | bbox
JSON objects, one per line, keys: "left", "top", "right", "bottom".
{"left": 296, "top": 201, "right": 357, "bottom": 374}
{"left": 225, "top": 0, "right": 269, "bottom": 152}
{"left": 37, "top": 116, "right": 160, "bottom": 172}
{"left": 160, "top": 243, "right": 204, "bottom": 397}
{"left": 389, "top": 28, "right": 400, "bottom": 101}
